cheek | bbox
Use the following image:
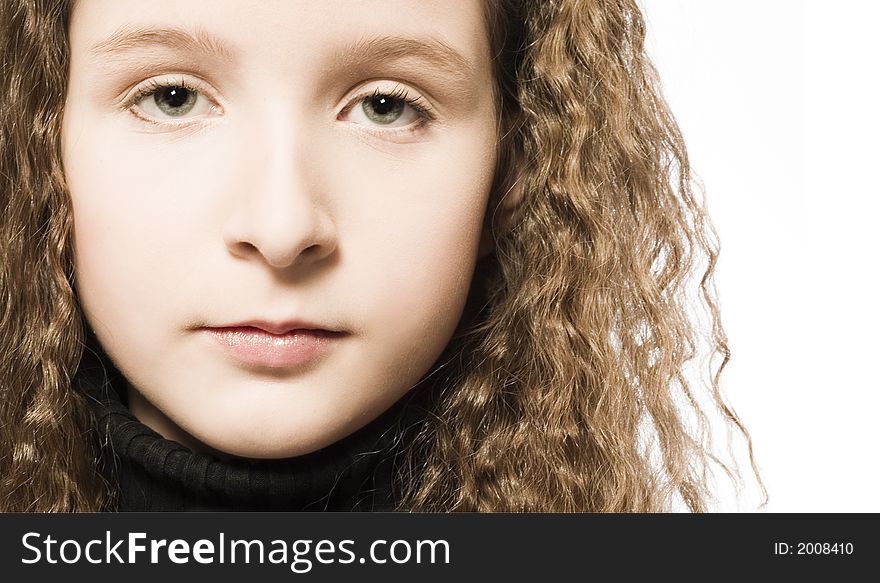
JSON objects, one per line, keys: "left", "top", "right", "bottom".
{"left": 368, "top": 190, "right": 485, "bottom": 332}
{"left": 62, "top": 116, "right": 213, "bottom": 353}
{"left": 363, "top": 205, "right": 481, "bottom": 382}
{"left": 338, "top": 133, "right": 496, "bottom": 371}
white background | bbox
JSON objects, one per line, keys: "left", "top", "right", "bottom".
{"left": 641, "top": 1, "right": 879, "bottom": 511}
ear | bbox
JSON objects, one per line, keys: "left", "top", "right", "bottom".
{"left": 478, "top": 173, "right": 524, "bottom": 259}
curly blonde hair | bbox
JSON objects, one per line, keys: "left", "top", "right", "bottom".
{"left": 0, "top": 0, "right": 104, "bottom": 510}
{"left": 0, "top": 0, "right": 766, "bottom": 512}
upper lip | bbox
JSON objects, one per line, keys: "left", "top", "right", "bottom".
{"left": 207, "top": 320, "right": 344, "bottom": 335}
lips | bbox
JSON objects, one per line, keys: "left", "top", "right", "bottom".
{"left": 218, "top": 320, "right": 344, "bottom": 335}
{"left": 205, "top": 322, "right": 347, "bottom": 369}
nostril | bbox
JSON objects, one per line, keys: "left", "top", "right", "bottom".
{"left": 306, "top": 242, "right": 337, "bottom": 256}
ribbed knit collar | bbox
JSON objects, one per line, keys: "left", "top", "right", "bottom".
{"left": 74, "top": 343, "right": 422, "bottom": 512}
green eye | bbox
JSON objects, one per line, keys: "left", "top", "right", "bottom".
{"left": 361, "top": 94, "right": 406, "bottom": 125}
{"left": 153, "top": 86, "right": 198, "bottom": 117}
{"left": 343, "top": 86, "right": 434, "bottom": 132}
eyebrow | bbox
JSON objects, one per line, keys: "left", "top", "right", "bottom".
{"left": 334, "top": 35, "right": 476, "bottom": 85}
{"left": 89, "top": 25, "right": 236, "bottom": 61}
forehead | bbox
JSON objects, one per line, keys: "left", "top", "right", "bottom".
{"left": 68, "top": 0, "right": 493, "bottom": 86}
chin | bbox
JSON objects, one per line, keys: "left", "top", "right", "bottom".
{"left": 190, "top": 422, "right": 357, "bottom": 460}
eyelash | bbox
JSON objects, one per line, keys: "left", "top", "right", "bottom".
{"left": 340, "top": 86, "right": 436, "bottom": 136}
{"left": 124, "top": 77, "right": 210, "bottom": 128}
{"left": 123, "top": 77, "right": 436, "bottom": 136}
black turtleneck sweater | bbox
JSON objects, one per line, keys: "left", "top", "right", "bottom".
{"left": 74, "top": 343, "right": 431, "bottom": 512}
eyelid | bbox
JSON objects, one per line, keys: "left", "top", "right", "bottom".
{"left": 339, "top": 82, "right": 437, "bottom": 138}
{"left": 122, "top": 74, "right": 223, "bottom": 127}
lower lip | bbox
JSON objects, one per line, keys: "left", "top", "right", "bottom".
{"left": 206, "top": 327, "right": 344, "bottom": 369}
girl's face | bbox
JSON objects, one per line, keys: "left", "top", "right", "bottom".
{"left": 63, "top": 0, "right": 498, "bottom": 457}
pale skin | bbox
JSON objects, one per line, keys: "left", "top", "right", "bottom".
{"left": 63, "top": 0, "right": 511, "bottom": 458}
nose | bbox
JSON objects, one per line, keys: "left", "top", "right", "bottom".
{"left": 223, "top": 119, "right": 337, "bottom": 271}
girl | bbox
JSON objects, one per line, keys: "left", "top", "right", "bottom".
{"left": 0, "top": 0, "right": 766, "bottom": 511}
